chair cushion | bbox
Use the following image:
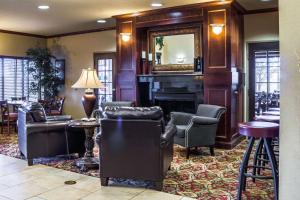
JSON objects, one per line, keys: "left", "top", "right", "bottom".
{"left": 20, "top": 102, "right": 47, "bottom": 122}
{"left": 50, "top": 110, "right": 61, "bottom": 115}
{"left": 104, "top": 106, "right": 163, "bottom": 120}
{"left": 9, "top": 113, "right": 18, "bottom": 119}
{"left": 176, "top": 125, "right": 187, "bottom": 138}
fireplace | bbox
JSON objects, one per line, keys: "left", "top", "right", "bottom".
{"left": 137, "top": 73, "right": 203, "bottom": 119}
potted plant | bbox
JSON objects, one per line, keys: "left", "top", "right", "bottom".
{"left": 26, "top": 47, "right": 64, "bottom": 100}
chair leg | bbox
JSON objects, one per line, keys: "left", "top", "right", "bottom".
{"left": 264, "top": 138, "right": 279, "bottom": 200}
{"left": 237, "top": 137, "right": 255, "bottom": 200}
{"left": 209, "top": 146, "right": 215, "bottom": 156}
{"left": 253, "top": 138, "right": 264, "bottom": 182}
{"left": 100, "top": 177, "right": 108, "bottom": 186}
{"left": 27, "top": 159, "right": 33, "bottom": 166}
{"left": 155, "top": 181, "right": 163, "bottom": 191}
{"left": 186, "top": 147, "right": 190, "bottom": 159}
{"left": 7, "top": 121, "right": 10, "bottom": 134}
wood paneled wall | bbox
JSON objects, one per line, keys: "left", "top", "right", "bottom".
{"left": 114, "top": 1, "right": 244, "bottom": 149}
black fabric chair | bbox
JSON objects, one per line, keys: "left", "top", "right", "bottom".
{"left": 18, "top": 102, "right": 85, "bottom": 165}
{"left": 171, "top": 104, "right": 226, "bottom": 158}
{"left": 96, "top": 106, "right": 176, "bottom": 190}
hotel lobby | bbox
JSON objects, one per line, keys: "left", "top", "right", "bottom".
{"left": 0, "top": 0, "right": 299, "bottom": 199}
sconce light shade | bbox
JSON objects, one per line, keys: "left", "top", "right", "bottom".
{"left": 210, "top": 24, "right": 224, "bottom": 35}
{"left": 120, "top": 33, "right": 131, "bottom": 42}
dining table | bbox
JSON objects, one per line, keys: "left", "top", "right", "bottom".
{"left": 7, "top": 100, "right": 27, "bottom": 112}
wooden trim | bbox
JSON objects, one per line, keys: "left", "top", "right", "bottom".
{"left": 47, "top": 26, "right": 116, "bottom": 38}
{"left": 207, "top": 9, "right": 227, "bottom": 69}
{"left": 245, "top": 7, "right": 278, "bottom": 15}
{"left": 248, "top": 42, "right": 279, "bottom": 120}
{"left": 0, "top": 55, "right": 28, "bottom": 59}
{"left": 113, "top": 1, "right": 232, "bottom": 19}
{"left": 0, "top": 29, "right": 46, "bottom": 38}
{"left": 0, "top": 26, "right": 116, "bottom": 39}
{"left": 148, "top": 26, "right": 201, "bottom": 73}
{"left": 232, "top": 1, "right": 247, "bottom": 14}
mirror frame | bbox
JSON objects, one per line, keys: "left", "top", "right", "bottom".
{"left": 149, "top": 26, "right": 201, "bottom": 73}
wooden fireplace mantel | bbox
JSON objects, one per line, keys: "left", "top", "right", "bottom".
{"left": 114, "top": 1, "right": 244, "bottom": 149}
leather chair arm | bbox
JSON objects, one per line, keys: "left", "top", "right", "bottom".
{"left": 191, "top": 116, "right": 219, "bottom": 125}
{"left": 160, "top": 123, "right": 176, "bottom": 148}
{"left": 26, "top": 121, "right": 68, "bottom": 134}
{"left": 47, "top": 115, "right": 72, "bottom": 121}
{"left": 170, "top": 112, "right": 195, "bottom": 125}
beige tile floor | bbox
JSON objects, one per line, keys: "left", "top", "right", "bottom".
{"left": 0, "top": 154, "right": 195, "bottom": 200}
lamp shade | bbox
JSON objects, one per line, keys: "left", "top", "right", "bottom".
{"left": 72, "top": 68, "right": 104, "bottom": 89}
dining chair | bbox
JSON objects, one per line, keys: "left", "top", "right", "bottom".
{"left": 49, "top": 97, "right": 65, "bottom": 116}
{"left": 11, "top": 97, "right": 26, "bottom": 101}
{"left": 0, "top": 100, "right": 18, "bottom": 134}
{"left": 11, "top": 97, "right": 26, "bottom": 112}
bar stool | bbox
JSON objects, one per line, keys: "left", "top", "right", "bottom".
{"left": 237, "top": 121, "right": 279, "bottom": 200}
{"left": 253, "top": 115, "right": 280, "bottom": 176}
{"left": 254, "top": 115, "right": 280, "bottom": 124}
{"left": 262, "top": 111, "right": 280, "bottom": 116}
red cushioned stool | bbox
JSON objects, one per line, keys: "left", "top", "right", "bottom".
{"left": 237, "top": 121, "right": 279, "bottom": 200}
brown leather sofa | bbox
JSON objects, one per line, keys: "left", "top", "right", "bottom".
{"left": 96, "top": 106, "right": 176, "bottom": 190}
{"left": 18, "top": 102, "right": 85, "bottom": 165}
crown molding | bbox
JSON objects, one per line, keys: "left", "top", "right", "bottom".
{"left": 0, "top": 1, "right": 277, "bottom": 39}
{"left": 245, "top": 7, "right": 278, "bottom": 15}
{"left": 0, "top": 26, "right": 116, "bottom": 39}
{"left": 0, "top": 29, "right": 47, "bottom": 38}
{"left": 47, "top": 26, "right": 116, "bottom": 38}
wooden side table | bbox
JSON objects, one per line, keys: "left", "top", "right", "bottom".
{"left": 68, "top": 120, "right": 100, "bottom": 171}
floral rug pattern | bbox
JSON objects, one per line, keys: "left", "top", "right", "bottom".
{"left": 0, "top": 133, "right": 274, "bottom": 200}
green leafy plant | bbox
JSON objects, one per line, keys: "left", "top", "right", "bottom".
{"left": 155, "top": 36, "right": 165, "bottom": 50}
{"left": 26, "top": 47, "right": 64, "bottom": 99}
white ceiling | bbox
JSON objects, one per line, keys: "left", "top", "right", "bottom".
{"left": 0, "top": 0, "right": 278, "bottom": 36}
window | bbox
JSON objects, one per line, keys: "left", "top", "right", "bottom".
{"left": 94, "top": 53, "right": 116, "bottom": 107}
{"left": 0, "top": 56, "right": 37, "bottom": 101}
{"left": 97, "top": 59, "right": 113, "bottom": 105}
{"left": 254, "top": 50, "right": 280, "bottom": 114}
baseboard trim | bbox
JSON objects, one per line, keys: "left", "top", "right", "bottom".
{"left": 215, "top": 135, "right": 245, "bottom": 149}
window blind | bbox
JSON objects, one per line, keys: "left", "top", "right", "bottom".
{"left": 0, "top": 56, "right": 38, "bottom": 101}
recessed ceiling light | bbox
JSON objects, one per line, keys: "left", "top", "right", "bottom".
{"left": 38, "top": 5, "right": 49, "bottom": 10}
{"left": 97, "top": 19, "right": 106, "bottom": 23}
{"left": 151, "top": 3, "right": 163, "bottom": 7}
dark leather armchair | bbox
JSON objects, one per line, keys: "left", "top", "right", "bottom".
{"left": 96, "top": 106, "right": 176, "bottom": 190}
{"left": 18, "top": 102, "right": 85, "bottom": 165}
{"left": 171, "top": 104, "right": 226, "bottom": 158}
{"left": 93, "top": 101, "right": 134, "bottom": 120}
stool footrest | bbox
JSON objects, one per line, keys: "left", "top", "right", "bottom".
{"left": 244, "top": 173, "right": 274, "bottom": 180}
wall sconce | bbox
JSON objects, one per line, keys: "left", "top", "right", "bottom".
{"left": 210, "top": 24, "right": 224, "bottom": 35}
{"left": 120, "top": 33, "right": 131, "bottom": 42}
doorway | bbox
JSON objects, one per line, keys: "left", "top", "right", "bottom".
{"left": 94, "top": 52, "right": 116, "bottom": 107}
{"left": 248, "top": 42, "right": 280, "bottom": 119}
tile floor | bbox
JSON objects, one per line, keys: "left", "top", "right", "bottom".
{"left": 0, "top": 154, "right": 194, "bottom": 200}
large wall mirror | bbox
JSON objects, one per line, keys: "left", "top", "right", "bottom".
{"left": 149, "top": 26, "right": 202, "bottom": 73}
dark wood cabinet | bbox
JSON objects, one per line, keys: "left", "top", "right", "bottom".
{"left": 114, "top": 1, "right": 244, "bottom": 149}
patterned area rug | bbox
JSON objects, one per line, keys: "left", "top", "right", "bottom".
{"left": 0, "top": 133, "right": 274, "bottom": 200}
